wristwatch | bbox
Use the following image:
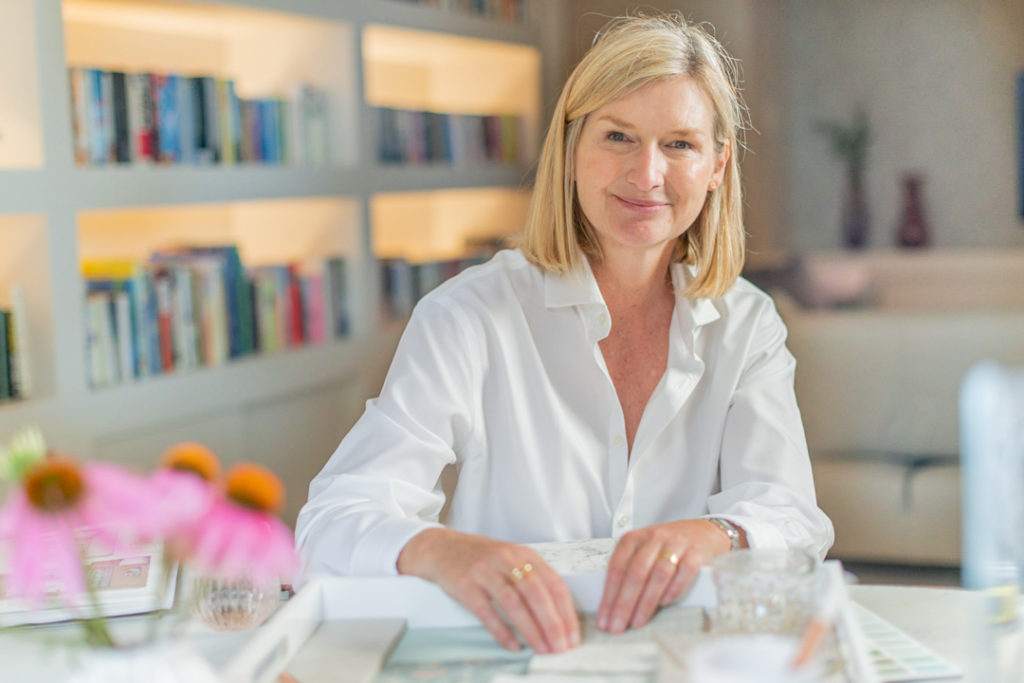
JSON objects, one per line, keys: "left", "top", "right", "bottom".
{"left": 708, "top": 517, "right": 742, "bottom": 551}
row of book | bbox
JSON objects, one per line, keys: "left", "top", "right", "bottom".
{"left": 69, "top": 68, "right": 330, "bottom": 167}
{"left": 373, "top": 107, "right": 523, "bottom": 166}
{"left": 0, "top": 286, "right": 31, "bottom": 403}
{"left": 393, "top": 0, "right": 527, "bottom": 23}
{"left": 379, "top": 255, "right": 488, "bottom": 321}
{"left": 83, "top": 246, "right": 350, "bottom": 389}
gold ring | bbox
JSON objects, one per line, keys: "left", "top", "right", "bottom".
{"left": 510, "top": 563, "right": 533, "bottom": 582}
{"left": 659, "top": 552, "right": 680, "bottom": 566}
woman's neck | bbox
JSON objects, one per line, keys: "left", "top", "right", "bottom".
{"left": 590, "top": 246, "right": 676, "bottom": 317}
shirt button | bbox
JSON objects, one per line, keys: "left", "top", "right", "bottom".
{"left": 612, "top": 435, "right": 625, "bottom": 448}
{"left": 618, "top": 515, "right": 631, "bottom": 528}
{"left": 598, "top": 312, "right": 609, "bottom": 326}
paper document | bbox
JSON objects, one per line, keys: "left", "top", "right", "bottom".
{"left": 0, "top": 529, "right": 176, "bottom": 626}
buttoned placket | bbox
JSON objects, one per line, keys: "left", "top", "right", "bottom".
{"left": 594, "top": 289, "right": 711, "bottom": 539}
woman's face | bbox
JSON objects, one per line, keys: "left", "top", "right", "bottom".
{"left": 574, "top": 75, "right": 729, "bottom": 262}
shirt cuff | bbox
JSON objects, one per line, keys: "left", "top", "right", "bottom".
{"left": 349, "top": 517, "right": 444, "bottom": 577}
{"left": 702, "top": 514, "right": 787, "bottom": 551}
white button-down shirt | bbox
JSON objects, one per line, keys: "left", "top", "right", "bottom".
{"left": 296, "top": 250, "right": 834, "bottom": 577}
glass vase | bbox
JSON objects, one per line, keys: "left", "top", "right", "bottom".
{"left": 842, "top": 165, "right": 870, "bottom": 249}
{"left": 187, "top": 574, "right": 280, "bottom": 631}
{"left": 896, "top": 172, "right": 930, "bottom": 248}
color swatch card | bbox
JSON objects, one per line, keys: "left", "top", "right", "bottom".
{"left": 854, "top": 602, "right": 962, "bottom": 681}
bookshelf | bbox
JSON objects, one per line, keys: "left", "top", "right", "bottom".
{"left": 0, "top": 0, "right": 547, "bottom": 525}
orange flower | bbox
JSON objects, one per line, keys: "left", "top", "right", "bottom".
{"left": 225, "top": 463, "right": 284, "bottom": 515}
{"left": 161, "top": 442, "right": 221, "bottom": 482}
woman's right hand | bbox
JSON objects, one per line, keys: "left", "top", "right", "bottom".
{"left": 397, "top": 528, "right": 580, "bottom": 653}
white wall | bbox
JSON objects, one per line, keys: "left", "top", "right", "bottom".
{"left": 561, "top": 0, "right": 1024, "bottom": 253}
{"left": 778, "top": 0, "right": 1024, "bottom": 251}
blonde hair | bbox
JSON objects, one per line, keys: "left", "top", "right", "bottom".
{"left": 520, "top": 13, "right": 747, "bottom": 298}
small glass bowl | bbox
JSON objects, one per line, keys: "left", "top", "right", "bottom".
{"left": 187, "top": 574, "right": 280, "bottom": 631}
{"left": 709, "top": 548, "right": 817, "bottom": 635}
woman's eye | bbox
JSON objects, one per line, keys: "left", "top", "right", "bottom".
{"left": 606, "top": 131, "right": 628, "bottom": 142}
{"left": 669, "top": 140, "right": 693, "bottom": 150}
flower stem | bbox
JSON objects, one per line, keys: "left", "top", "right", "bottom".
{"left": 75, "top": 528, "right": 116, "bottom": 648}
{"left": 145, "top": 553, "right": 177, "bottom": 642}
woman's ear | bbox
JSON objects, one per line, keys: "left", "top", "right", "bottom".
{"left": 710, "top": 138, "right": 730, "bottom": 189}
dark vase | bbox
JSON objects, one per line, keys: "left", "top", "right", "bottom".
{"left": 896, "top": 173, "right": 930, "bottom": 248}
{"left": 842, "top": 165, "right": 869, "bottom": 249}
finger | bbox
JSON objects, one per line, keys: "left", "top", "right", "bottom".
{"left": 458, "top": 582, "right": 525, "bottom": 651}
{"left": 598, "top": 535, "right": 640, "bottom": 630}
{"left": 545, "top": 566, "right": 582, "bottom": 647}
{"left": 525, "top": 561, "right": 580, "bottom": 650}
{"left": 630, "top": 551, "right": 680, "bottom": 628}
{"left": 660, "top": 551, "right": 701, "bottom": 606}
{"left": 659, "top": 548, "right": 708, "bottom": 606}
{"left": 491, "top": 575, "right": 551, "bottom": 654}
{"left": 606, "top": 543, "right": 661, "bottom": 633}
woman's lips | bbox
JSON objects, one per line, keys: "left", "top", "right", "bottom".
{"left": 614, "top": 195, "right": 669, "bottom": 213}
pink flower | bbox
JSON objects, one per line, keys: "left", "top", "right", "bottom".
{"left": 147, "top": 468, "right": 216, "bottom": 551}
{"left": 0, "top": 456, "right": 154, "bottom": 606}
{"left": 187, "top": 463, "right": 299, "bottom": 585}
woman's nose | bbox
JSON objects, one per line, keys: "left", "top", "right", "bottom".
{"left": 625, "top": 145, "right": 665, "bottom": 191}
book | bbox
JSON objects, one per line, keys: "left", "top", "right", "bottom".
{"left": 150, "top": 245, "right": 254, "bottom": 358}
{"left": 325, "top": 257, "right": 350, "bottom": 338}
{"left": 127, "top": 72, "right": 157, "bottom": 163}
{"left": 151, "top": 268, "right": 175, "bottom": 373}
{"left": 84, "top": 292, "right": 118, "bottom": 387}
{"left": 0, "top": 310, "right": 11, "bottom": 400}
{"left": 69, "top": 67, "right": 91, "bottom": 165}
{"left": 217, "top": 79, "right": 241, "bottom": 165}
{"left": 110, "top": 71, "right": 130, "bottom": 163}
{"left": 86, "top": 69, "right": 107, "bottom": 164}
{"left": 82, "top": 260, "right": 152, "bottom": 379}
{"left": 156, "top": 73, "right": 181, "bottom": 163}
{"left": 177, "top": 73, "right": 196, "bottom": 164}
{"left": 0, "top": 532, "right": 177, "bottom": 626}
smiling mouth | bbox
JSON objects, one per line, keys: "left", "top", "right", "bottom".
{"left": 614, "top": 196, "right": 669, "bottom": 212}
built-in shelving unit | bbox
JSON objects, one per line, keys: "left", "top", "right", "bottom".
{"left": 0, "top": 0, "right": 546, "bottom": 525}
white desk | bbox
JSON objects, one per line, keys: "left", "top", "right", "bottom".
{"left": 274, "top": 583, "right": 1005, "bottom": 683}
{"left": 1, "top": 583, "right": 1013, "bottom": 682}
{"left": 850, "top": 584, "right": 1023, "bottom": 683}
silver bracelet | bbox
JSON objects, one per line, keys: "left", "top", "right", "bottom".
{"left": 708, "top": 517, "right": 742, "bottom": 551}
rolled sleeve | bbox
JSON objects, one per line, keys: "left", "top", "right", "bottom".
{"left": 710, "top": 303, "right": 835, "bottom": 560}
{"left": 295, "top": 299, "right": 478, "bottom": 576}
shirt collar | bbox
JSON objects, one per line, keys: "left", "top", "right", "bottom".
{"left": 669, "top": 262, "right": 721, "bottom": 329}
{"left": 544, "top": 258, "right": 722, "bottom": 329}
{"left": 543, "top": 256, "right": 605, "bottom": 310}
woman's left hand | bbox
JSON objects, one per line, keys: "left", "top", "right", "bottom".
{"left": 596, "top": 519, "right": 734, "bottom": 633}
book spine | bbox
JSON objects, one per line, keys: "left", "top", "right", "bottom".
{"left": 0, "top": 310, "right": 11, "bottom": 400}
{"left": 114, "top": 290, "right": 134, "bottom": 381}
{"left": 286, "top": 265, "right": 304, "bottom": 346}
{"left": 157, "top": 74, "right": 180, "bottom": 163}
{"left": 87, "top": 69, "right": 107, "bottom": 165}
{"left": 191, "top": 77, "right": 210, "bottom": 164}
{"left": 153, "top": 271, "right": 175, "bottom": 372}
{"left": 202, "top": 76, "right": 221, "bottom": 163}
{"left": 218, "top": 79, "right": 236, "bottom": 165}
{"left": 177, "top": 75, "right": 196, "bottom": 164}
{"left": 110, "top": 72, "right": 131, "bottom": 163}
{"left": 9, "top": 285, "right": 31, "bottom": 398}
{"left": 69, "top": 67, "right": 91, "bottom": 165}
{"left": 100, "top": 71, "right": 116, "bottom": 164}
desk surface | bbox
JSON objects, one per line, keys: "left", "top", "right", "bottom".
{"left": 282, "top": 583, "right": 995, "bottom": 683}
{"left": 850, "top": 584, "right": 977, "bottom": 681}
{"left": 0, "top": 583, "right": 1009, "bottom": 682}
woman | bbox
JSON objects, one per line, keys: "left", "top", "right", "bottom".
{"left": 296, "top": 13, "right": 833, "bottom": 654}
